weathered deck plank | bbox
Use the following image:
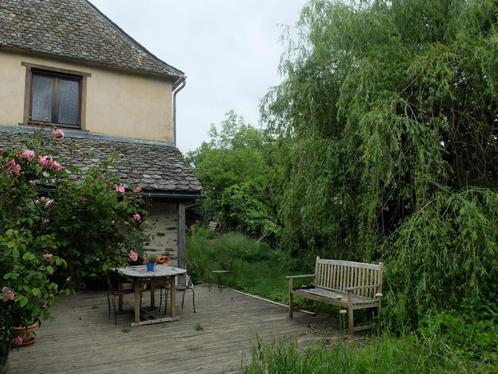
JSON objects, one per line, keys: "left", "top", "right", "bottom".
{"left": 8, "top": 286, "right": 336, "bottom": 373}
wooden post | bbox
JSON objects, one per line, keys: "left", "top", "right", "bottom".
{"left": 177, "top": 202, "right": 186, "bottom": 270}
{"left": 288, "top": 278, "right": 294, "bottom": 318}
{"left": 118, "top": 282, "right": 123, "bottom": 312}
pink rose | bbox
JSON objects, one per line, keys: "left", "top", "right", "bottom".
{"left": 51, "top": 129, "right": 65, "bottom": 140}
{"left": 52, "top": 161, "right": 62, "bottom": 170}
{"left": 133, "top": 213, "right": 141, "bottom": 222}
{"left": 43, "top": 253, "right": 53, "bottom": 262}
{"left": 134, "top": 186, "right": 142, "bottom": 193}
{"left": 13, "top": 336, "right": 23, "bottom": 346}
{"left": 21, "top": 149, "right": 35, "bottom": 161}
{"left": 4, "top": 289, "right": 15, "bottom": 301}
{"left": 38, "top": 156, "right": 51, "bottom": 169}
{"left": 128, "top": 250, "right": 138, "bottom": 262}
{"left": 111, "top": 219, "right": 116, "bottom": 225}
{"left": 115, "top": 185, "right": 125, "bottom": 194}
{"left": 8, "top": 160, "right": 21, "bottom": 175}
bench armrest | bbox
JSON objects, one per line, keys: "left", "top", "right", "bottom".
{"left": 345, "top": 284, "right": 379, "bottom": 292}
{"left": 286, "top": 274, "right": 315, "bottom": 280}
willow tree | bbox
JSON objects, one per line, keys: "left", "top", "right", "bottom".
{"left": 264, "top": 0, "right": 497, "bottom": 329}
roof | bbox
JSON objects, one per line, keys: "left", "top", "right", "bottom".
{"left": 0, "top": 127, "right": 203, "bottom": 196}
{"left": 0, "top": 0, "right": 184, "bottom": 80}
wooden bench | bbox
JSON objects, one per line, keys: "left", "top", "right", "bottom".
{"left": 287, "top": 257, "right": 383, "bottom": 334}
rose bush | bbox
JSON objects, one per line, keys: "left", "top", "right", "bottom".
{"left": 0, "top": 129, "right": 148, "bottom": 340}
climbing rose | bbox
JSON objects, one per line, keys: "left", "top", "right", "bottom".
{"left": 13, "top": 336, "right": 23, "bottom": 346}
{"left": 52, "top": 161, "right": 62, "bottom": 170}
{"left": 128, "top": 250, "right": 138, "bottom": 262}
{"left": 134, "top": 186, "right": 142, "bottom": 193}
{"left": 116, "top": 185, "right": 125, "bottom": 194}
{"left": 38, "top": 155, "right": 52, "bottom": 169}
{"left": 3, "top": 288, "right": 15, "bottom": 301}
{"left": 21, "top": 149, "right": 35, "bottom": 161}
{"left": 8, "top": 160, "right": 21, "bottom": 175}
{"left": 51, "top": 129, "right": 65, "bottom": 139}
{"left": 133, "top": 213, "right": 141, "bottom": 222}
{"left": 43, "top": 253, "right": 53, "bottom": 262}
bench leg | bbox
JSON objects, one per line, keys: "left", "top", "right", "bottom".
{"left": 348, "top": 306, "right": 354, "bottom": 335}
{"left": 289, "top": 292, "right": 294, "bottom": 318}
{"left": 288, "top": 278, "right": 294, "bottom": 318}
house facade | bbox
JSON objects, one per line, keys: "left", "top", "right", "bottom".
{"left": 0, "top": 0, "right": 203, "bottom": 267}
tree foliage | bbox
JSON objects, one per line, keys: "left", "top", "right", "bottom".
{"left": 187, "top": 111, "right": 281, "bottom": 241}
{"left": 262, "top": 0, "right": 497, "bottom": 329}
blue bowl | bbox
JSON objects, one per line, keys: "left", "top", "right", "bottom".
{"left": 147, "top": 262, "right": 155, "bottom": 272}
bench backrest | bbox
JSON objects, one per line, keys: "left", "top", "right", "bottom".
{"left": 314, "top": 257, "right": 383, "bottom": 298}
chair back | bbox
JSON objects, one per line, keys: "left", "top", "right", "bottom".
{"left": 314, "top": 257, "right": 383, "bottom": 298}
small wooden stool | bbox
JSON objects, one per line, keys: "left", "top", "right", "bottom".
{"left": 209, "top": 270, "right": 231, "bottom": 291}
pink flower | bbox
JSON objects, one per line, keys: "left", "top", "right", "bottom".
{"left": 21, "top": 149, "right": 35, "bottom": 161}
{"left": 8, "top": 159, "right": 21, "bottom": 175}
{"left": 128, "top": 250, "right": 138, "bottom": 262}
{"left": 52, "top": 161, "right": 62, "bottom": 170}
{"left": 51, "top": 129, "right": 65, "bottom": 140}
{"left": 13, "top": 336, "right": 23, "bottom": 346}
{"left": 111, "top": 219, "right": 116, "bottom": 225}
{"left": 134, "top": 186, "right": 142, "bottom": 193}
{"left": 41, "top": 301, "right": 48, "bottom": 309}
{"left": 38, "top": 197, "right": 54, "bottom": 208}
{"left": 43, "top": 253, "right": 53, "bottom": 262}
{"left": 41, "top": 218, "right": 50, "bottom": 225}
{"left": 115, "top": 185, "right": 125, "bottom": 194}
{"left": 4, "top": 289, "right": 15, "bottom": 301}
{"left": 133, "top": 213, "right": 141, "bottom": 222}
{"left": 38, "top": 156, "right": 51, "bottom": 168}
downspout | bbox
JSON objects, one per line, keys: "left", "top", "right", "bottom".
{"left": 172, "top": 76, "right": 187, "bottom": 147}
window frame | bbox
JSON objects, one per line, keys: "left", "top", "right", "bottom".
{"left": 22, "top": 62, "right": 91, "bottom": 130}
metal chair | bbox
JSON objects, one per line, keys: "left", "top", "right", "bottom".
{"left": 159, "top": 274, "right": 196, "bottom": 314}
{"left": 105, "top": 271, "right": 141, "bottom": 324}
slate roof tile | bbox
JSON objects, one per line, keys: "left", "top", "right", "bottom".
{"left": 0, "top": 0, "right": 184, "bottom": 80}
{"left": 0, "top": 128, "right": 203, "bottom": 194}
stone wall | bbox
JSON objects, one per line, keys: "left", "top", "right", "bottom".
{"left": 144, "top": 201, "right": 178, "bottom": 265}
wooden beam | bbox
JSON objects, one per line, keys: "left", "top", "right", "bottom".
{"left": 177, "top": 202, "right": 186, "bottom": 270}
{"left": 231, "top": 289, "right": 316, "bottom": 316}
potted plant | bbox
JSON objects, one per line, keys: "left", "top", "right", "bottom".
{"left": 146, "top": 255, "right": 157, "bottom": 272}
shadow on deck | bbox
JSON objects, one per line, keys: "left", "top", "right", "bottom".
{"left": 8, "top": 285, "right": 337, "bottom": 374}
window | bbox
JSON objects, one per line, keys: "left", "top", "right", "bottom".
{"left": 23, "top": 62, "right": 90, "bottom": 129}
{"left": 30, "top": 71, "right": 81, "bottom": 127}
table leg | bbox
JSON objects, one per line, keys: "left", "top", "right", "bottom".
{"left": 170, "top": 277, "right": 176, "bottom": 318}
{"left": 118, "top": 282, "right": 123, "bottom": 312}
{"left": 134, "top": 280, "right": 141, "bottom": 323}
{"left": 150, "top": 279, "right": 155, "bottom": 309}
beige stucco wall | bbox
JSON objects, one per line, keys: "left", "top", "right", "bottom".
{"left": 0, "top": 50, "right": 174, "bottom": 142}
{"left": 144, "top": 201, "right": 178, "bottom": 265}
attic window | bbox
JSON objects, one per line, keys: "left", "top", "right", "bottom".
{"left": 22, "top": 62, "right": 90, "bottom": 129}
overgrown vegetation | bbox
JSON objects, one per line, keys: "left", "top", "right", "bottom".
{"left": 188, "top": 0, "right": 498, "bottom": 370}
{"left": 0, "top": 130, "right": 148, "bottom": 366}
{"left": 245, "top": 333, "right": 493, "bottom": 373}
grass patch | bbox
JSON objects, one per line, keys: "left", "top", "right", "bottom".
{"left": 194, "top": 323, "right": 204, "bottom": 331}
{"left": 245, "top": 334, "right": 493, "bottom": 373}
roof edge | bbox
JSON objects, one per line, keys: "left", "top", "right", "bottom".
{"left": 0, "top": 124, "right": 177, "bottom": 147}
{"left": 82, "top": 0, "right": 185, "bottom": 81}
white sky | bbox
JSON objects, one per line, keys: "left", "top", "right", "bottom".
{"left": 88, "top": 0, "right": 307, "bottom": 152}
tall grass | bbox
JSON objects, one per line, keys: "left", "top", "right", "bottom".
{"left": 187, "top": 227, "right": 305, "bottom": 301}
{"left": 245, "top": 334, "right": 492, "bottom": 374}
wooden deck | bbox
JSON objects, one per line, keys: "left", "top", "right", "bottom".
{"left": 8, "top": 286, "right": 336, "bottom": 373}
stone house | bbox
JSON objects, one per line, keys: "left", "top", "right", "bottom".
{"left": 0, "top": 0, "right": 203, "bottom": 267}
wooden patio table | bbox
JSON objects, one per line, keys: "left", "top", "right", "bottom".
{"left": 116, "top": 265, "right": 186, "bottom": 327}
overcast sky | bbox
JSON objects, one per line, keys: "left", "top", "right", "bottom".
{"left": 89, "top": 0, "right": 307, "bottom": 152}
